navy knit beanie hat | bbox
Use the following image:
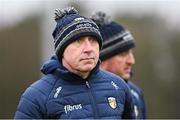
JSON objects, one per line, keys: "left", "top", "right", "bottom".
{"left": 91, "top": 11, "right": 135, "bottom": 61}
{"left": 52, "top": 7, "right": 103, "bottom": 60}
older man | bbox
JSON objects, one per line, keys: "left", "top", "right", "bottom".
{"left": 14, "top": 7, "right": 134, "bottom": 119}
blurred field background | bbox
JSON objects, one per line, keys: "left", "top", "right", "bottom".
{"left": 0, "top": 0, "right": 180, "bottom": 118}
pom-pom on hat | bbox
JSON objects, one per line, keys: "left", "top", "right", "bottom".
{"left": 52, "top": 7, "right": 103, "bottom": 60}
{"left": 91, "top": 11, "right": 135, "bottom": 61}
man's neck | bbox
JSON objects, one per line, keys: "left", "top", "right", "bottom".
{"left": 75, "top": 71, "right": 90, "bottom": 79}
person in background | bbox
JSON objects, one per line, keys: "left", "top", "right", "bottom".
{"left": 91, "top": 11, "right": 146, "bottom": 119}
{"left": 14, "top": 7, "right": 134, "bottom": 119}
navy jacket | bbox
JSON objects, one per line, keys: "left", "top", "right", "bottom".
{"left": 127, "top": 80, "right": 146, "bottom": 119}
{"left": 15, "top": 56, "right": 134, "bottom": 119}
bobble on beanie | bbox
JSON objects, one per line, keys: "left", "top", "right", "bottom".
{"left": 91, "top": 11, "right": 135, "bottom": 61}
{"left": 52, "top": 7, "right": 103, "bottom": 60}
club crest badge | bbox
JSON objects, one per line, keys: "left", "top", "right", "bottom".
{"left": 108, "top": 97, "right": 117, "bottom": 109}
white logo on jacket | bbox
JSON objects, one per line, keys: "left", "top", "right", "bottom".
{"left": 64, "top": 104, "right": 82, "bottom": 114}
{"left": 131, "top": 89, "right": 139, "bottom": 100}
{"left": 111, "top": 81, "right": 119, "bottom": 90}
{"left": 54, "top": 86, "right": 62, "bottom": 98}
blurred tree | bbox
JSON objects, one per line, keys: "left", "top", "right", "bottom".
{"left": 0, "top": 16, "right": 41, "bottom": 118}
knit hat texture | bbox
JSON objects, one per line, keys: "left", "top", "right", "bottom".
{"left": 52, "top": 7, "right": 103, "bottom": 60}
{"left": 91, "top": 11, "right": 135, "bottom": 61}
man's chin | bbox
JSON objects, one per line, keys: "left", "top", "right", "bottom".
{"left": 81, "top": 65, "right": 95, "bottom": 72}
{"left": 121, "top": 73, "right": 131, "bottom": 80}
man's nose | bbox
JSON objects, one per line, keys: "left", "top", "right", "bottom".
{"left": 83, "top": 37, "right": 93, "bottom": 52}
{"left": 127, "top": 52, "right": 135, "bottom": 65}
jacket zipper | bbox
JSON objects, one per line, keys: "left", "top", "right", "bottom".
{"left": 85, "top": 81, "right": 99, "bottom": 118}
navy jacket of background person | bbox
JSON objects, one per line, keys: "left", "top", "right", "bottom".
{"left": 127, "top": 80, "right": 146, "bottom": 118}
{"left": 14, "top": 55, "right": 135, "bottom": 119}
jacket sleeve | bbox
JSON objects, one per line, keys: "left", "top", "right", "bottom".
{"left": 14, "top": 86, "right": 46, "bottom": 119}
{"left": 122, "top": 85, "right": 135, "bottom": 119}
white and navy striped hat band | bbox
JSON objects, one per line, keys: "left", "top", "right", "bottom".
{"left": 52, "top": 7, "right": 103, "bottom": 60}
{"left": 100, "top": 30, "right": 135, "bottom": 61}
{"left": 54, "top": 19, "right": 101, "bottom": 49}
{"left": 90, "top": 11, "right": 135, "bottom": 61}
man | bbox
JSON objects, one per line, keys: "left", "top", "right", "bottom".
{"left": 14, "top": 7, "right": 134, "bottom": 119}
{"left": 91, "top": 11, "right": 146, "bottom": 119}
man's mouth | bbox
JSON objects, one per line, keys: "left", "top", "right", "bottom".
{"left": 80, "top": 57, "right": 94, "bottom": 61}
{"left": 125, "top": 67, "right": 131, "bottom": 73}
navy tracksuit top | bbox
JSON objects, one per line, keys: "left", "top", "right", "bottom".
{"left": 15, "top": 55, "right": 134, "bottom": 119}
{"left": 127, "top": 80, "right": 146, "bottom": 119}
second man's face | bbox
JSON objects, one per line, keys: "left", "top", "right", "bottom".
{"left": 62, "top": 36, "right": 99, "bottom": 73}
{"left": 105, "top": 49, "right": 135, "bottom": 80}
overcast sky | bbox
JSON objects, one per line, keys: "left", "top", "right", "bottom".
{"left": 0, "top": 0, "right": 179, "bottom": 29}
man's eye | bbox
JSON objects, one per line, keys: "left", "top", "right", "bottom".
{"left": 75, "top": 38, "right": 82, "bottom": 42}
{"left": 118, "top": 52, "right": 127, "bottom": 57}
{"left": 89, "top": 37, "right": 97, "bottom": 43}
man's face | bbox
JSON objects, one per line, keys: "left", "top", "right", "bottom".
{"left": 102, "top": 49, "right": 135, "bottom": 80}
{"left": 62, "top": 36, "right": 99, "bottom": 73}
